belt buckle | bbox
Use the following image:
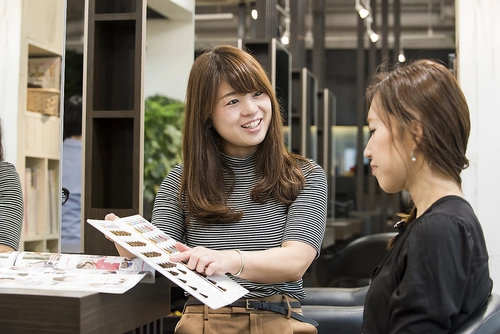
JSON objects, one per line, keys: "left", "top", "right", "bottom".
{"left": 245, "top": 299, "right": 260, "bottom": 310}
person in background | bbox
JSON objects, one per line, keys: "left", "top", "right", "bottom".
{"left": 0, "top": 121, "right": 23, "bottom": 252}
{"left": 61, "top": 95, "right": 83, "bottom": 253}
{"left": 362, "top": 59, "right": 492, "bottom": 333}
{"left": 107, "top": 44, "right": 327, "bottom": 334}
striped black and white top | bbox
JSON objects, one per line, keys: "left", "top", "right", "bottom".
{"left": 0, "top": 161, "right": 23, "bottom": 250}
{"left": 152, "top": 153, "right": 327, "bottom": 299}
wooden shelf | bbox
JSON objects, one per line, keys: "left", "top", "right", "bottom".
{"left": 83, "top": 0, "right": 145, "bottom": 256}
{"left": 17, "top": 0, "right": 64, "bottom": 253}
{"left": 28, "top": 42, "right": 61, "bottom": 57}
{"left": 94, "top": 13, "right": 137, "bottom": 21}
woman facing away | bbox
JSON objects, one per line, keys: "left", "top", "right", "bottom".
{"left": 107, "top": 44, "right": 327, "bottom": 334}
{"left": 362, "top": 59, "right": 493, "bottom": 333}
{"left": 0, "top": 121, "right": 23, "bottom": 252}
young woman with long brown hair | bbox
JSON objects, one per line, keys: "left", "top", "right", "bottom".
{"left": 108, "top": 44, "right": 326, "bottom": 334}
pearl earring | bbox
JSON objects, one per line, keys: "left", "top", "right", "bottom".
{"left": 411, "top": 151, "right": 416, "bottom": 162}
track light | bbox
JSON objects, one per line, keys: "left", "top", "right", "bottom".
{"left": 365, "top": 16, "right": 379, "bottom": 43}
{"left": 398, "top": 50, "right": 406, "bottom": 63}
{"left": 251, "top": 9, "right": 258, "bottom": 20}
{"left": 280, "top": 15, "right": 291, "bottom": 45}
{"left": 355, "top": 4, "right": 370, "bottom": 19}
{"left": 355, "top": 0, "right": 370, "bottom": 19}
{"left": 368, "top": 29, "right": 379, "bottom": 42}
{"left": 281, "top": 30, "right": 290, "bottom": 45}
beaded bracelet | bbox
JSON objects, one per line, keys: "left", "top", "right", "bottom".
{"left": 233, "top": 249, "right": 245, "bottom": 277}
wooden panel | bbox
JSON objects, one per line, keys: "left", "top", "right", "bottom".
{"left": 0, "top": 277, "right": 170, "bottom": 334}
{"left": 95, "top": 0, "right": 137, "bottom": 14}
{"left": 84, "top": 0, "right": 145, "bottom": 256}
{"left": 93, "top": 20, "right": 136, "bottom": 111}
{"left": 24, "top": 112, "right": 60, "bottom": 158}
{"left": 24, "top": 0, "right": 65, "bottom": 54}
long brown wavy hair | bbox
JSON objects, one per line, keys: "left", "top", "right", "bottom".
{"left": 181, "top": 44, "right": 309, "bottom": 224}
{"left": 366, "top": 59, "right": 470, "bottom": 248}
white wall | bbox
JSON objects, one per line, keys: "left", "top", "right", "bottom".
{"left": 457, "top": 0, "right": 500, "bottom": 293}
{"left": 145, "top": 0, "right": 194, "bottom": 102}
{"left": 0, "top": 1, "right": 21, "bottom": 164}
{"left": 145, "top": 19, "right": 194, "bottom": 102}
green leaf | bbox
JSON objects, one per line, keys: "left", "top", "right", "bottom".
{"left": 143, "top": 94, "right": 185, "bottom": 218}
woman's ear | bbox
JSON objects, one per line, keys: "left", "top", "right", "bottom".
{"left": 411, "top": 121, "right": 424, "bottom": 145}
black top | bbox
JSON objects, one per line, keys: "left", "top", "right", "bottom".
{"left": 362, "top": 196, "right": 493, "bottom": 333}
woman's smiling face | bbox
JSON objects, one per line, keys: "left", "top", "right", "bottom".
{"left": 211, "top": 80, "right": 272, "bottom": 158}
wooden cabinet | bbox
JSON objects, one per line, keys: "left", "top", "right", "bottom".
{"left": 83, "top": 0, "right": 146, "bottom": 256}
{"left": 318, "top": 88, "right": 337, "bottom": 217}
{"left": 0, "top": 277, "right": 171, "bottom": 333}
{"left": 17, "top": 0, "right": 65, "bottom": 252}
{"left": 290, "top": 67, "right": 318, "bottom": 160}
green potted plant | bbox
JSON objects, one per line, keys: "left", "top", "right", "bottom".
{"left": 143, "top": 95, "right": 184, "bottom": 219}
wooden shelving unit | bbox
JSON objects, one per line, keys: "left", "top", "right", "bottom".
{"left": 317, "top": 88, "right": 337, "bottom": 218}
{"left": 83, "top": 0, "right": 146, "bottom": 256}
{"left": 290, "top": 67, "right": 318, "bottom": 160}
{"left": 17, "top": 0, "right": 65, "bottom": 252}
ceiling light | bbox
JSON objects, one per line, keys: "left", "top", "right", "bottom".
{"left": 368, "top": 29, "right": 379, "bottom": 43}
{"left": 281, "top": 30, "right": 290, "bottom": 45}
{"left": 280, "top": 14, "right": 291, "bottom": 45}
{"left": 398, "top": 51, "right": 406, "bottom": 63}
{"left": 194, "top": 13, "right": 234, "bottom": 21}
{"left": 251, "top": 9, "right": 258, "bottom": 20}
{"left": 355, "top": 4, "right": 370, "bottom": 19}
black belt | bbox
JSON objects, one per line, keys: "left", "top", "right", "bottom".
{"left": 184, "top": 299, "right": 319, "bottom": 327}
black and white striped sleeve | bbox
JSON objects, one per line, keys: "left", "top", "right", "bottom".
{"left": 0, "top": 162, "right": 23, "bottom": 250}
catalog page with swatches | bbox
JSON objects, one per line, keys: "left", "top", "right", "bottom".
{"left": 87, "top": 215, "right": 248, "bottom": 309}
{"left": 0, "top": 251, "right": 154, "bottom": 294}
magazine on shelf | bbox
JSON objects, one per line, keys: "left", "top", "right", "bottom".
{"left": 87, "top": 214, "right": 249, "bottom": 309}
{"left": 0, "top": 251, "right": 155, "bottom": 294}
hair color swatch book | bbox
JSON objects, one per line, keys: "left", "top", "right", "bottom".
{"left": 87, "top": 215, "right": 249, "bottom": 309}
{"left": 0, "top": 251, "right": 154, "bottom": 294}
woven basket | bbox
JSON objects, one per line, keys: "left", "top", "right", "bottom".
{"left": 27, "top": 88, "right": 60, "bottom": 116}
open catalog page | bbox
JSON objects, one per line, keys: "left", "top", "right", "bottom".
{"left": 87, "top": 214, "right": 249, "bottom": 309}
{"left": 0, "top": 251, "right": 155, "bottom": 294}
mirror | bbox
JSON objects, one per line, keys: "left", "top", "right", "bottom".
{"left": 61, "top": 0, "right": 84, "bottom": 253}
{"left": 60, "top": 0, "right": 195, "bottom": 254}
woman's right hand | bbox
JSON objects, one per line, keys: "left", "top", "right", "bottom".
{"left": 104, "top": 213, "right": 136, "bottom": 258}
{"left": 105, "top": 213, "right": 119, "bottom": 221}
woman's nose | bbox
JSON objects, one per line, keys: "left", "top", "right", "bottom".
{"left": 241, "top": 98, "right": 258, "bottom": 116}
{"left": 364, "top": 145, "right": 371, "bottom": 159}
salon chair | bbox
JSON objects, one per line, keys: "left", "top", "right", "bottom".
{"left": 302, "top": 292, "right": 500, "bottom": 334}
{"left": 302, "top": 285, "right": 369, "bottom": 307}
{"left": 302, "top": 304, "right": 364, "bottom": 334}
{"left": 301, "top": 286, "right": 367, "bottom": 334}
{"left": 454, "top": 293, "right": 500, "bottom": 334}
{"left": 301, "top": 233, "right": 395, "bottom": 334}
{"left": 300, "top": 286, "right": 368, "bottom": 334}
{"left": 313, "top": 232, "right": 396, "bottom": 287}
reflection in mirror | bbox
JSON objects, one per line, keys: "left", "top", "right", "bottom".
{"left": 61, "top": 0, "right": 84, "bottom": 253}
{"left": 61, "top": 95, "right": 83, "bottom": 253}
